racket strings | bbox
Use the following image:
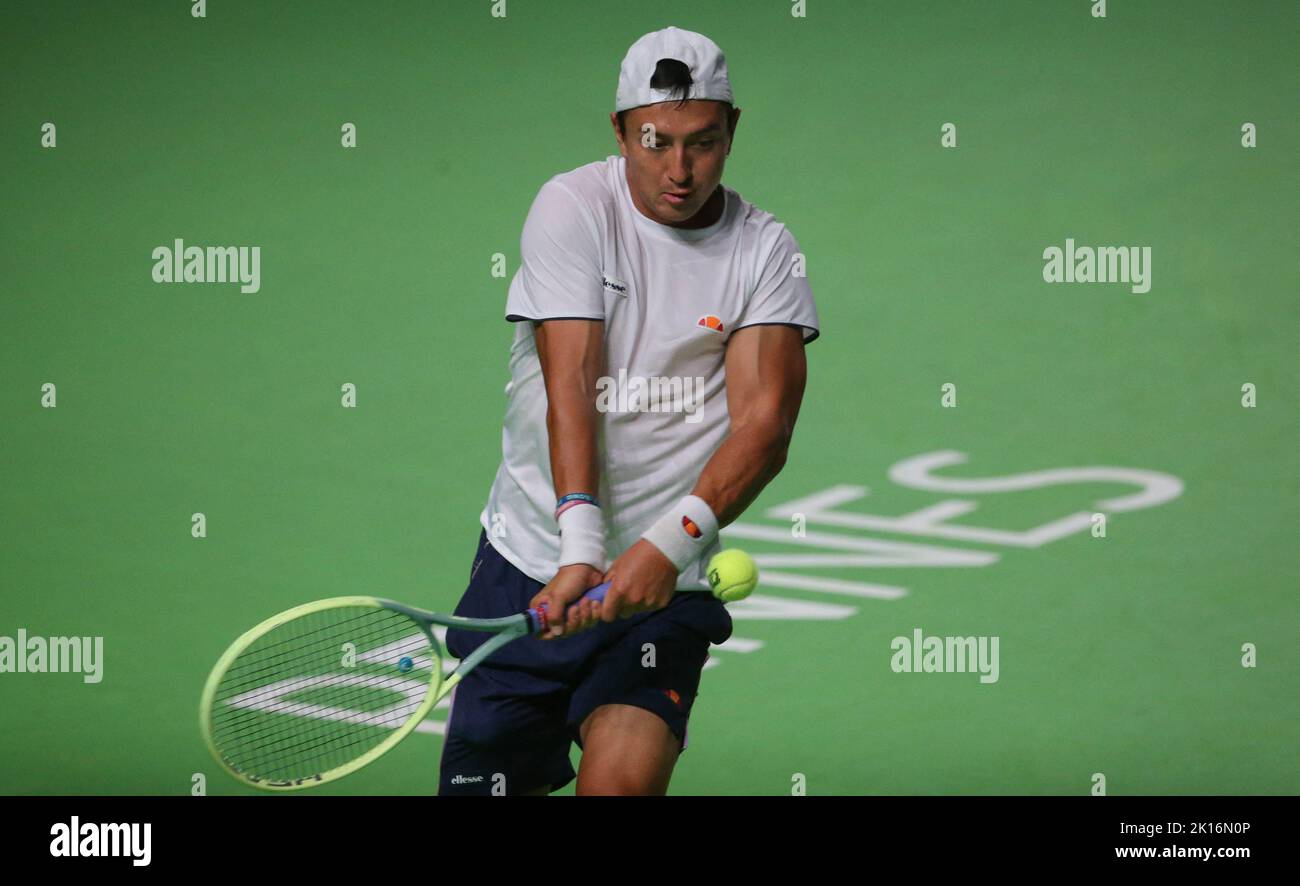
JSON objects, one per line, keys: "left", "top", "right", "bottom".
{"left": 214, "top": 612, "right": 392, "bottom": 779}
{"left": 223, "top": 612, "right": 430, "bottom": 779}
{"left": 209, "top": 606, "right": 440, "bottom": 783}
{"left": 215, "top": 610, "right": 431, "bottom": 780}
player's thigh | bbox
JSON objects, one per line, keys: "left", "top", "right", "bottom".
{"left": 438, "top": 668, "right": 576, "bottom": 796}
{"left": 575, "top": 703, "right": 680, "bottom": 796}
{"left": 569, "top": 600, "right": 724, "bottom": 794}
{"left": 568, "top": 593, "right": 724, "bottom": 752}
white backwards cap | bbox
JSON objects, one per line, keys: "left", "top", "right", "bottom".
{"left": 615, "top": 26, "right": 734, "bottom": 112}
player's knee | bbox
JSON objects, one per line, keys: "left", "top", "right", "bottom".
{"left": 575, "top": 772, "right": 664, "bottom": 796}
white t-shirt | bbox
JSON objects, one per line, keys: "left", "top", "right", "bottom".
{"left": 479, "top": 154, "right": 820, "bottom": 590}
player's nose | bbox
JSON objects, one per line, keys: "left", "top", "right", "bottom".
{"left": 666, "top": 146, "right": 691, "bottom": 185}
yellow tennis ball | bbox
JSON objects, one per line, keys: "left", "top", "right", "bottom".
{"left": 706, "top": 549, "right": 758, "bottom": 602}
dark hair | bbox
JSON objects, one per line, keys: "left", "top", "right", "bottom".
{"left": 616, "top": 57, "right": 733, "bottom": 136}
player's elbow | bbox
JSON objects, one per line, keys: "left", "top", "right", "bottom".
{"left": 732, "top": 407, "right": 796, "bottom": 476}
{"left": 768, "top": 431, "right": 793, "bottom": 477}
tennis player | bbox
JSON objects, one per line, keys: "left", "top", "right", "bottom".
{"left": 439, "top": 26, "right": 819, "bottom": 796}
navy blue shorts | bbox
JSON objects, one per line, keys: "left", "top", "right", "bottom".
{"left": 437, "top": 529, "right": 732, "bottom": 795}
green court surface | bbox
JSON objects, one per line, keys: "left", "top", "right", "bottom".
{"left": 2, "top": 1, "right": 1296, "bottom": 795}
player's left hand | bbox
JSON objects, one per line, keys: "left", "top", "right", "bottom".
{"left": 597, "top": 539, "right": 678, "bottom": 624}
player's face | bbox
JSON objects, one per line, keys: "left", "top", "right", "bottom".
{"left": 612, "top": 100, "right": 739, "bottom": 229}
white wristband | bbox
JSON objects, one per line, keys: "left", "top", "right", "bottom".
{"left": 557, "top": 504, "right": 606, "bottom": 570}
{"left": 641, "top": 495, "right": 719, "bottom": 573}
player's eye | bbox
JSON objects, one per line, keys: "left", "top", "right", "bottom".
{"left": 696, "top": 139, "right": 716, "bottom": 149}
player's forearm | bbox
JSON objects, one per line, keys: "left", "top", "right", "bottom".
{"left": 544, "top": 384, "right": 600, "bottom": 496}
{"left": 539, "top": 365, "right": 606, "bottom": 575}
{"left": 534, "top": 320, "right": 605, "bottom": 498}
{"left": 691, "top": 417, "right": 791, "bottom": 527}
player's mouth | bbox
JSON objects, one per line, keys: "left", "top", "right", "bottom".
{"left": 663, "top": 191, "right": 692, "bottom": 205}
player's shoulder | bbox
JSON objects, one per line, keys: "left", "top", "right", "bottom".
{"left": 730, "top": 189, "right": 803, "bottom": 260}
{"left": 532, "top": 155, "right": 621, "bottom": 216}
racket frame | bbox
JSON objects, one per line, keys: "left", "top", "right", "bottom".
{"left": 200, "top": 595, "right": 533, "bottom": 791}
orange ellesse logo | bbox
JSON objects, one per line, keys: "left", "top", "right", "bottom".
{"left": 681, "top": 516, "right": 702, "bottom": 538}
{"left": 697, "top": 315, "right": 724, "bottom": 333}
{"left": 663, "top": 689, "right": 682, "bottom": 709}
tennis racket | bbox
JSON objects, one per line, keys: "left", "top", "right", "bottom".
{"left": 200, "top": 582, "right": 610, "bottom": 791}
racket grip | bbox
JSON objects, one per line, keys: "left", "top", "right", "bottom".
{"left": 526, "top": 581, "right": 610, "bottom": 635}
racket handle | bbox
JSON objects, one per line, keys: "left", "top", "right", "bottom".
{"left": 578, "top": 581, "right": 611, "bottom": 604}
{"left": 526, "top": 581, "right": 610, "bottom": 635}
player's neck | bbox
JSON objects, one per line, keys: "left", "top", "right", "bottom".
{"left": 674, "top": 185, "right": 724, "bottom": 230}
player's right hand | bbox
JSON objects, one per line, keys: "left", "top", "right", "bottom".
{"left": 530, "top": 563, "right": 606, "bottom": 639}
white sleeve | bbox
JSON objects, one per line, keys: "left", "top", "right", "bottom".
{"left": 505, "top": 180, "right": 605, "bottom": 322}
{"left": 735, "top": 224, "right": 820, "bottom": 343}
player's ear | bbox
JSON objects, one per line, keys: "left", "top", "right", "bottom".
{"left": 726, "top": 106, "right": 741, "bottom": 154}
{"left": 610, "top": 111, "right": 627, "bottom": 156}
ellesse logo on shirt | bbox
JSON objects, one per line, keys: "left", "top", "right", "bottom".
{"left": 601, "top": 274, "right": 628, "bottom": 295}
